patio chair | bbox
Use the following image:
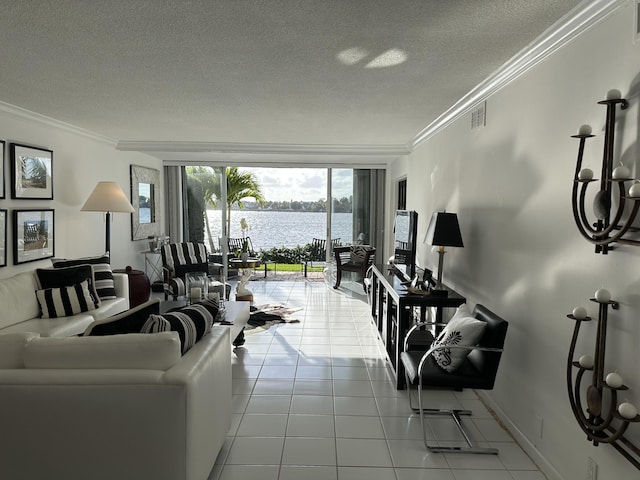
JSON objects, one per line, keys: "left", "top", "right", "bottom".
{"left": 333, "top": 245, "right": 375, "bottom": 289}
{"left": 227, "top": 237, "right": 256, "bottom": 256}
{"left": 400, "top": 304, "right": 508, "bottom": 454}
{"left": 303, "top": 238, "right": 340, "bottom": 277}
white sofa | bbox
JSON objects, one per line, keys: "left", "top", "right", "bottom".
{"left": 0, "top": 270, "right": 129, "bottom": 337}
{"left": 0, "top": 327, "right": 231, "bottom": 480}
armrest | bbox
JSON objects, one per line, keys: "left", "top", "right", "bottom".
{"left": 417, "top": 343, "right": 505, "bottom": 375}
{"left": 112, "top": 272, "right": 129, "bottom": 300}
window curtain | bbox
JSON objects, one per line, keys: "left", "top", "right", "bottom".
{"left": 164, "top": 166, "right": 185, "bottom": 243}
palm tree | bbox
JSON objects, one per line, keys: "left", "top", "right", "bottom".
{"left": 226, "top": 167, "right": 265, "bottom": 235}
{"left": 185, "top": 166, "right": 265, "bottom": 252}
{"left": 186, "top": 166, "right": 221, "bottom": 252}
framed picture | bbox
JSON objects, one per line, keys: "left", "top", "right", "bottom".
{"left": 13, "top": 209, "right": 55, "bottom": 265}
{"left": 130, "top": 164, "right": 161, "bottom": 240}
{"left": 0, "top": 140, "right": 5, "bottom": 199}
{"left": 11, "top": 143, "right": 53, "bottom": 199}
{"left": 0, "top": 210, "right": 6, "bottom": 267}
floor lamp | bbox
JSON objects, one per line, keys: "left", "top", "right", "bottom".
{"left": 81, "top": 181, "right": 135, "bottom": 254}
{"left": 424, "top": 212, "right": 464, "bottom": 285}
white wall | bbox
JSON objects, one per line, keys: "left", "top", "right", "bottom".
{"left": 401, "top": 4, "right": 640, "bottom": 479}
{"left": 0, "top": 109, "right": 161, "bottom": 279}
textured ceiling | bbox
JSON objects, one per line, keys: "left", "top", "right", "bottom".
{"left": 0, "top": 0, "right": 582, "bottom": 154}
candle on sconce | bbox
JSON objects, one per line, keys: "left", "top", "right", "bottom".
{"left": 618, "top": 402, "right": 637, "bottom": 420}
{"left": 571, "top": 306, "right": 587, "bottom": 319}
{"left": 629, "top": 182, "right": 640, "bottom": 198}
{"left": 577, "top": 124, "right": 592, "bottom": 136}
{"left": 606, "top": 372, "right": 623, "bottom": 389}
{"left": 612, "top": 165, "right": 630, "bottom": 180}
{"left": 579, "top": 355, "right": 594, "bottom": 368}
{"left": 606, "top": 89, "right": 622, "bottom": 100}
{"left": 595, "top": 288, "right": 611, "bottom": 303}
{"left": 578, "top": 168, "right": 594, "bottom": 181}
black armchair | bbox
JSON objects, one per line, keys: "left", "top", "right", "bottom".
{"left": 400, "top": 304, "right": 508, "bottom": 454}
{"left": 333, "top": 245, "right": 375, "bottom": 289}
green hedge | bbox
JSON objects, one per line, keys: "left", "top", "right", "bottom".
{"left": 259, "top": 244, "right": 313, "bottom": 264}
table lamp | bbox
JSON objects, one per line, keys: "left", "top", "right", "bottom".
{"left": 424, "top": 212, "right": 464, "bottom": 284}
{"left": 81, "top": 181, "right": 135, "bottom": 253}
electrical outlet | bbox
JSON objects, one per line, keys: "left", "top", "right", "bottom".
{"left": 587, "top": 456, "right": 598, "bottom": 480}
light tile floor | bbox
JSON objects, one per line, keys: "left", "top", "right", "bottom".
{"left": 208, "top": 278, "right": 545, "bottom": 480}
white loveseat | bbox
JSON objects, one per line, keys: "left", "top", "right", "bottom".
{"left": 0, "top": 269, "right": 129, "bottom": 337}
{"left": 0, "top": 327, "right": 231, "bottom": 480}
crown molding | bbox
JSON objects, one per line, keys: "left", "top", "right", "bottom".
{"left": 116, "top": 140, "right": 411, "bottom": 157}
{"left": 412, "top": 0, "right": 623, "bottom": 149}
{"left": 0, "top": 101, "right": 116, "bottom": 146}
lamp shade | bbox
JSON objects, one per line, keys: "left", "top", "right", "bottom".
{"left": 424, "top": 212, "right": 464, "bottom": 247}
{"left": 81, "top": 182, "right": 135, "bottom": 213}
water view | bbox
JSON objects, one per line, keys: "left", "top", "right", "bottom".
{"left": 205, "top": 210, "right": 353, "bottom": 251}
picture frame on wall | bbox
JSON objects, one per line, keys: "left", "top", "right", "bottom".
{"left": 0, "top": 209, "right": 6, "bottom": 267}
{"left": 11, "top": 143, "right": 53, "bottom": 200}
{"left": 0, "top": 140, "right": 5, "bottom": 199}
{"left": 13, "top": 209, "right": 54, "bottom": 265}
{"left": 130, "top": 164, "right": 161, "bottom": 241}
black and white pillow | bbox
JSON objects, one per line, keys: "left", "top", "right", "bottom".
{"left": 141, "top": 300, "right": 217, "bottom": 354}
{"left": 52, "top": 253, "right": 116, "bottom": 300}
{"left": 36, "top": 280, "right": 98, "bottom": 319}
{"left": 84, "top": 299, "right": 161, "bottom": 336}
{"left": 36, "top": 265, "right": 100, "bottom": 309}
{"left": 431, "top": 304, "right": 486, "bottom": 372}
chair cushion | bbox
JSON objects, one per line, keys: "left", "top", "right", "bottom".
{"left": 52, "top": 253, "right": 116, "bottom": 300}
{"left": 35, "top": 280, "right": 98, "bottom": 319}
{"left": 431, "top": 304, "right": 486, "bottom": 372}
{"left": 141, "top": 299, "right": 218, "bottom": 354}
{"left": 36, "top": 265, "right": 100, "bottom": 308}
{"left": 401, "top": 351, "right": 491, "bottom": 389}
{"left": 349, "top": 245, "right": 371, "bottom": 264}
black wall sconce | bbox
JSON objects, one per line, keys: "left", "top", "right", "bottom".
{"left": 567, "top": 288, "right": 640, "bottom": 469}
{"left": 570, "top": 90, "right": 640, "bottom": 254}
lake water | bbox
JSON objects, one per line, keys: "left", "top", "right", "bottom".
{"left": 205, "top": 210, "right": 353, "bottom": 250}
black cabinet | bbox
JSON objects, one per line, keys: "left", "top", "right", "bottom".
{"left": 369, "top": 264, "right": 465, "bottom": 389}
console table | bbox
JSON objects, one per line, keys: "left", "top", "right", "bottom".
{"left": 369, "top": 264, "right": 465, "bottom": 389}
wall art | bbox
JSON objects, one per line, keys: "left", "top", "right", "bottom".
{"left": 13, "top": 209, "right": 54, "bottom": 264}
{"left": 11, "top": 143, "right": 53, "bottom": 200}
{"left": 0, "top": 140, "right": 5, "bottom": 199}
{"left": 130, "top": 164, "right": 161, "bottom": 241}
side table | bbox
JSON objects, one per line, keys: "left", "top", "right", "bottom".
{"left": 113, "top": 266, "right": 151, "bottom": 308}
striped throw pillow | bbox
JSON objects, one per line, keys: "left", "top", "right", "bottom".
{"left": 141, "top": 301, "right": 216, "bottom": 354}
{"left": 36, "top": 280, "right": 98, "bottom": 319}
{"left": 52, "top": 254, "right": 116, "bottom": 300}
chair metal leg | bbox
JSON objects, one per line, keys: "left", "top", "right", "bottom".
{"left": 406, "top": 374, "right": 498, "bottom": 455}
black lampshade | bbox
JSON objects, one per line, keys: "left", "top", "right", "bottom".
{"left": 424, "top": 212, "right": 464, "bottom": 247}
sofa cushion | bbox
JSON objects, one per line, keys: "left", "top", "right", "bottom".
{"left": 0, "top": 272, "right": 41, "bottom": 330}
{"left": 52, "top": 253, "right": 116, "bottom": 300}
{"left": 36, "top": 265, "right": 100, "bottom": 308}
{"left": 24, "top": 332, "right": 181, "bottom": 370}
{"left": 432, "top": 304, "right": 486, "bottom": 373}
{"left": 84, "top": 298, "right": 161, "bottom": 336}
{"left": 141, "top": 300, "right": 218, "bottom": 354}
{"left": 0, "top": 332, "right": 39, "bottom": 368}
{"left": 35, "top": 280, "right": 98, "bottom": 319}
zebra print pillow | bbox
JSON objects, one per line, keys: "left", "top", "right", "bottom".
{"left": 36, "top": 280, "right": 98, "bottom": 319}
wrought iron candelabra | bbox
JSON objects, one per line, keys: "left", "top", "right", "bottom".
{"left": 567, "top": 289, "right": 640, "bottom": 469}
{"left": 570, "top": 90, "right": 640, "bottom": 254}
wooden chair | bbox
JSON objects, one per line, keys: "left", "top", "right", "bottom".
{"left": 227, "top": 237, "right": 256, "bottom": 256}
{"left": 303, "top": 238, "right": 340, "bottom": 277}
{"left": 400, "top": 304, "right": 508, "bottom": 454}
{"left": 333, "top": 245, "right": 375, "bottom": 289}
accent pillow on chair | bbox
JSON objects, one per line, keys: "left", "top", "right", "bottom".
{"left": 432, "top": 304, "right": 487, "bottom": 372}
{"left": 52, "top": 253, "right": 116, "bottom": 300}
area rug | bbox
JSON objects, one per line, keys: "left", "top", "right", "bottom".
{"left": 246, "top": 303, "right": 303, "bottom": 332}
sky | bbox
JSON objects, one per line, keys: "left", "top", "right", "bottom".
{"left": 241, "top": 167, "right": 353, "bottom": 203}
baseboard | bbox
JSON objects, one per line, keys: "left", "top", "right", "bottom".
{"left": 476, "top": 390, "right": 565, "bottom": 480}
